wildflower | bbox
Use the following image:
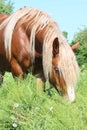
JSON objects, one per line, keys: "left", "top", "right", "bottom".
{"left": 13, "top": 103, "right": 19, "bottom": 108}
{"left": 12, "top": 122, "right": 18, "bottom": 128}
{"left": 50, "top": 106, "right": 53, "bottom": 113}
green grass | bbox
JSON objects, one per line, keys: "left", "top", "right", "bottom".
{"left": 0, "top": 70, "right": 87, "bottom": 130}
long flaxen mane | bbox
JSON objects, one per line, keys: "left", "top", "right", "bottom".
{"left": 0, "top": 7, "right": 79, "bottom": 89}
{"left": 0, "top": 7, "right": 59, "bottom": 79}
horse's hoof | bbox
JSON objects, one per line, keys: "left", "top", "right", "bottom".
{"left": 36, "top": 78, "right": 44, "bottom": 91}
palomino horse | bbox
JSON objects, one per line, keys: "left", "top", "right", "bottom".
{"left": 0, "top": 7, "right": 79, "bottom": 102}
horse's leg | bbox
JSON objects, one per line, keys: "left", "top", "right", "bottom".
{"left": 0, "top": 71, "right": 5, "bottom": 85}
{"left": 11, "top": 58, "right": 24, "bottom": 78}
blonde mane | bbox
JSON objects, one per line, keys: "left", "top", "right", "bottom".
{"left": 0, "top": 7, "right": 59, "bottom": 79}
{"left": 58, "top": 35, "right": 79, "bottom": 88}
{"left": 0, "top": 7, "right": 79, "bottom": 87}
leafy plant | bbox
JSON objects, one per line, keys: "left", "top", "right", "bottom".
{"left": 0, "top": 0, "right": 14, "bottom": 14}
{"left": 71, "top": 27, "right": 87, "bottom": 68}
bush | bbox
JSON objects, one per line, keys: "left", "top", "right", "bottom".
{"left": 71, "top": 27, "right": 87, "bottom": 68}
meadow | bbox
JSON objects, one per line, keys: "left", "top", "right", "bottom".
{"left": 0, "top": 69, "right": 87, "bottom": 130}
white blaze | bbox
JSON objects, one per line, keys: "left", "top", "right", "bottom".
{"left": 67, "top": 86, "right": 75, "bottom": 103}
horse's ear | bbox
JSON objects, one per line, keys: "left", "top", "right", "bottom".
{"left": 71, "top": 42, "right": 80, "bottom": 51}
{"left": 53, "top": 38, "right": 59, "bottom": 57}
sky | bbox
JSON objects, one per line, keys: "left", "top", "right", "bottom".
{"left": 13, "top": 0, "right": 87, "bottom": 42}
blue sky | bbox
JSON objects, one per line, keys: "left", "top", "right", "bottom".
{"left": 13, "top": 0, "right": 87, "bottom": 42}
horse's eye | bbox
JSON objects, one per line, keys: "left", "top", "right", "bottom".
{"left": 54, "top": 67, "right": 59, "bottom": 73}
{"left": 54, "top": 67, "right": 61, "bottom": 76}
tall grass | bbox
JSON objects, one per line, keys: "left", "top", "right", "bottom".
{"left": 0, "top": 70, "right": 87, "bottom": 130}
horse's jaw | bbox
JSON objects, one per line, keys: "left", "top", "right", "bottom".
{"left": 67, "top": 86, "right": 76, "bottom": 103}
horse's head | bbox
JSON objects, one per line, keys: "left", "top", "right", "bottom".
{"left": 49, "top": 38, "right": 79, "bottom": 103}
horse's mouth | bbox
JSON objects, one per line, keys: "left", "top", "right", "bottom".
{"left": 56, "top": 84, "right": 76, "bottom": 103}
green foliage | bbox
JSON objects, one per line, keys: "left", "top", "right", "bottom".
{"left": 0, "top": 0, "right": 14, "bottom": 14}
{"left": 0, "top": 71, "right": 87, "bottom": 130}
{"left": 72, "top": 27, "right": 87, "bottom": 68}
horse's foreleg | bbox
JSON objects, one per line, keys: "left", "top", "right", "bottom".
{"left": 0, "top": 71, "right": 5, "bottom": 85}
{"left": 11, "top": 58, "right": 24, "bottom": 78}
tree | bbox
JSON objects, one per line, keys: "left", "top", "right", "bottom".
{"left": 0, "top": 0, "right": 14, "bottom": 14}
{"left": 71, "top": 27, "right": 87, "bottom": 67}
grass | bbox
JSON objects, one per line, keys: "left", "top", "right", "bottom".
{"left": 0, "top": 70, "right": 87, "bottom": 130}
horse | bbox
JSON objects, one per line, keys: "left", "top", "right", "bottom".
{"left": 0, "top": 7, "right": 79, "bottom": 102}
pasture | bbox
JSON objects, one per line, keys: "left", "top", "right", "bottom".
{"left": 0, "top": 69, "right": 87, "bottom": 130}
